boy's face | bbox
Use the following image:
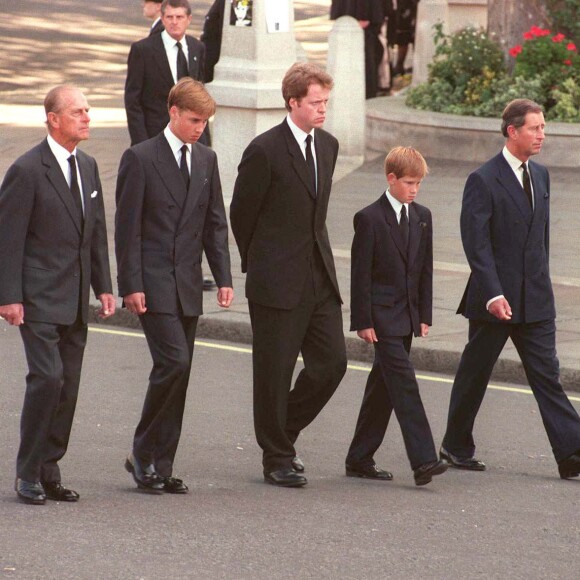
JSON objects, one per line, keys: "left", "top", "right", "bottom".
{"left": 387, "top": 173, "right": 423, "bottom": 205}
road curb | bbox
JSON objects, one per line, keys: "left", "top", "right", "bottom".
{"left": 88, "top": 306, "right": 580, "bottom": 393}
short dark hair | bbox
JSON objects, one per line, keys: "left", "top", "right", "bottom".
{"left": 281, "top": 62, "right": 334, "bottom": 112}
{"left": 161, "top": 0, "right": 191, "bottom": 16}
{"left": 501, "top": 99, "right": 544, "bottom": 137}
{"left": 168, "top": 77, "right": 216, "bottom": 118}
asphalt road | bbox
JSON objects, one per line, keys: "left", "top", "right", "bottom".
{"left": 1, "top": 325, "right": 579, "bottom": 579}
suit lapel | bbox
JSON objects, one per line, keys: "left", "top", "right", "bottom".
{"left": 152, "top": 33, "right": 175, "bottom": 87}
{"left": 41, "top": 140, "right": 83, "bottom": 235}
{"left": 77, "top": 152, "right": 93, "bottom": 235}
{"left": 177, "top": 143, "right": 208, "bottom": 232}
{"left": 528, "top": 160, "right": 548, "bottom": 230}
{"left": 186, "top": 36, "right": 200, "bottom": 77}
{"left": 380, "top": 195, "right": 407, "bottom": 262}
{"left": 495, "top": 154, "right": 533, "bottom": 223}
{"left": 153, "top": 134, "right": 188, "bottom": 208}
{"left": 282, "top": 120, "right": 316, "bottom": 200}
{"left": 408, "top": 203, "right": 423, "bottom": 266}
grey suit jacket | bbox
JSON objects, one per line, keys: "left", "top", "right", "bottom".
{"left": 350, "top": 195, "right": 432, "bottom": 337}
{"left": 124, "top": 33, "right": 206, "bottom": 145}
{"left": 115, "top": 132, "right": 231, "bottom": 317}
{"left": 458, "top": 152, "right": 555, "bottom": 324}
{"left": 230, "top": 119, "right": 341, "bottom": 310}
{"left": 0, "top": 139, "right": 113, "bottom": 324}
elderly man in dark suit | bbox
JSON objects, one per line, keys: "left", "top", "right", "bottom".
{"left": 116, "top": 77, "right": 233, "bottom": 494}
{"left": 230, "top": 62, "right": 347, "bottom": 488}
{"left": 0, "top": 85, "right": 115, "bottom": 505}
{"left": 345, "top": 146, "right": 447, "bottom": 486}
{"left": 441, "top": 98, "right": 580, "bottom": 480}
{"left": 125, "top": 0, "right": 206, "bottom": 146}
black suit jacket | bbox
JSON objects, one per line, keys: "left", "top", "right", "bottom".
{"left": 457, "top": 152, "right": 555, "bottom": 324}
{"left": 115, "top": 132, "right": 231, "bottom": 317}
{"left": 350, "top": 195, "right": 432, "bottom": 337}
{"left": 230, "top": 119, "right": 342, "bottom": 310}
{"left": 124, "top": 33, "right": 206, "bottom": 145}
{"left": 330, "top": 0, "right": 387, "bottom": 22}
{"left": 149, "top": 19, "right": 165, "bottom": 36}
{"left": 0, "top": 139, "right": 112, "bottom": 324}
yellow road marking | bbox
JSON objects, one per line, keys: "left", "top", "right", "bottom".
{"left": 88, "top": 326, "right": 580, "bottom": 402}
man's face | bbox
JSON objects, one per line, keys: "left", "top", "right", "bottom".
{"left": 47, "top": 88, "right": 91, "bottom": 152}
{"left": 288, "top": 83, "right": 330, "bottom": 133}
{"left": 161, "top": 6, "right": 192, "bottom": 41}
{"left": 387, "top": 173, "right": 423, "bottom": 205}
{"left": 508, "top": 111, "right": 546, "bottom": 161}
{"left": 169, "top": 106, "right": 208, "bottom": 143}
{"left": 142, "top": 1, "right": 161, "bottom": 20}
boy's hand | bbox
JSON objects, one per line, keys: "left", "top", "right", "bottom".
{"left": 357, "top": 328, "right": 378, "bottom": 343}
{"left": 420, "top": 323, "right": 430, "bottom": 337}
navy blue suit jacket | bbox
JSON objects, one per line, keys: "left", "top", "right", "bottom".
{"left": 458, "top": 152, "right": 555, "bottom": 324}
{"left": 350, "top": 195, "right": 433, "bottom": 337}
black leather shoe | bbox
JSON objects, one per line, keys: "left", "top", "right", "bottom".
{"left": 264, "top": 468, "right": 307, "bottom": 487}
{"left": 346, "top": 464, "right": 393, "bottom": 480}
{"left": 43, "top": 482, "right": 79, "bottom": 502}
{"left": 414, "top": 459, "right": 448, "bottom": 486}
{"left": 558, "top": 452, "right": 580, "bottom": 479}
{"left": 15, "top": 479, "right": 46, "bottom": 505}
{"left": 440, "top": 446, "right": 486, "bottom": 471}
{"left": 203, "top": 277, "right": 216, "bottom": 291}
{"left": 162, "top": 476, "right": 189, "bottom": 494}
{"left": 125, "top": 453, "right": 164, "bottom": 493}
{"left": 291, "top": 456, "right": 305, "bottom": 473}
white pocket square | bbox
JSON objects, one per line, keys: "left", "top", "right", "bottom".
{"left": 91, "top": 190, "right": 98, "bottom": 198}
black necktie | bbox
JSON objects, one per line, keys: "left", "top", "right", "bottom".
{"left": 305, "top": 134, "right": 317, "bottom": 195}
{"left": 400, "top": 204, "right": 409, "bottom": 248}
{"left": 67, "top": 155, "right": 84, "bottom": 223}
{"left": 521, "top": 163, "right": 533, "bottom": 209}
{"left": 180, "top": 145, "right": 190, "bottom": 189}
{"left": 176, "top": 41, "right": 189, "bottom": 80}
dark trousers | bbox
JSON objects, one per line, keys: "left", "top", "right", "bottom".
{"left": 135, "top": 312, "right": 198, "bottom": 477}
{"left": 346, "top": 335, "right": 437, "bottom": 471}
{"left": 443, "top": 318, "right": 580, "bottom": 463}
{"left": 364, "top": 24, "right": 385, "bottom": 99}
{"left": 17, "top": 317, "right": 87, "bottom": 483}
{"left": 249, "top": 255, "right": 347, "bottom": 473}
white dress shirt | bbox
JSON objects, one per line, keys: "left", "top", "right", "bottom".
{"left": 384, "top": 188, "right": 408, "bottom": 224}
{"left": 286, "top": 114, "right": 318, "bottom": 185}
{"left": 502, "top": 145, "right": 534, "bottom": 209}
{"left": 47, "top": 134, "right": 84, "bottom": 213}
{"left": 161, "top": 30, "right": 189, "bottom": 84}
{"left": 164, "top": 126, "right": 191, "bottom": 173}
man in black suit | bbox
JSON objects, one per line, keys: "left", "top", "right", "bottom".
{"left": 116, "top": 77, "right": 233, "bottom": 494}
{"left": 345, "top": 146, "right": 447, "bottom": 486}
{"left": 330, "top": 0, "right": 387, "bottom": 99}
{"left": 441, "top": 99, "right": 580, "bottom": 479}
{"left": 125, "top": 0, "right": 206, "bottom": 146}
{"left": 142, "top": 0, "right": 164, "bottom": 36}
{"left": 0, "top": 86, "right": 115, "bottom": 505}
{"left": 200, "top": 0, "right": 225, "bottom": 83}
{"left": 230, "top": 62, "right": 347, "bottom": 488}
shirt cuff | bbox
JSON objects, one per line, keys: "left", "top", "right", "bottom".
{"left": 486, "top": 295, "right": 504, "bottom": 311}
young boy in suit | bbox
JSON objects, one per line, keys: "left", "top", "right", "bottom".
{"left": 345, "top": 146, "right": 448, "bottom": 486}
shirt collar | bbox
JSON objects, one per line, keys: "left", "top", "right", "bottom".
{"left": 385, "top": 188, "right": 407, "bottom": 215}
{"left": 161, "top": 29, "right": 185, "bottom": 51}
{"left": 286, "top": 114, "right": 314, "bottom": 146}
{"left": 164, "top": 125, "right": 189, "bottom": 155}
{"left": 502, "top": 145, "right": 528, "bottom": 173}
{"left": 47, "top": 134, "right": 77, "bottom": 162}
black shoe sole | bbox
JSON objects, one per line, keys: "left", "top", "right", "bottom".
{"left": 346, "top": 470, "right": 393, "bottom": 481}
{"left": 264, "top": 477, "right": 307, "bottom": 488}
{"left": 17, "top": 493, "right": 45, "bottom": 505}
{"left": 415, "top": 463, "right": 448, "bottom": 486}
{"left": 440, "top": 453, "right": 486, "bottom": 471}
{"left": 124, "top": 458, "right": 164, "bottom": 494}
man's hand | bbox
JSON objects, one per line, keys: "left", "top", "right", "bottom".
{"left": 124, "top": 292, "right": 147, "bottom": 315}
{"left": 0, "top": 303, "right": 24, "bottom": 326}
{"left": 217, "top": 287, "right": 234, "bottom": 308}
{"left": 420, "top": 323, "right": 430, "bottom": 337}
{"left": 357, "top": 328, "right": 378, "bottom": 343}
{"left": 358, "top": 19, "right": 370, "bottom": 29}
{"left": 98, "top": 293, "right": 116, "bottom": 319}
{"left": 488, "top": 297, "right": 512, "bottom": 321}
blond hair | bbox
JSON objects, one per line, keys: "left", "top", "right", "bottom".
{"left": 384, "top": 146, "right": 429, "bottom": 179}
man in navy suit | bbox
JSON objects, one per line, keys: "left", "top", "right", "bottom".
{"left": 441, "top": 99, "right": 580, "bottom": 479}
{"left": 125, "top": 0, "right": 206, "bottom": 146}
{"left": 346, "top": 146, "right": 448, "bottom": 486}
